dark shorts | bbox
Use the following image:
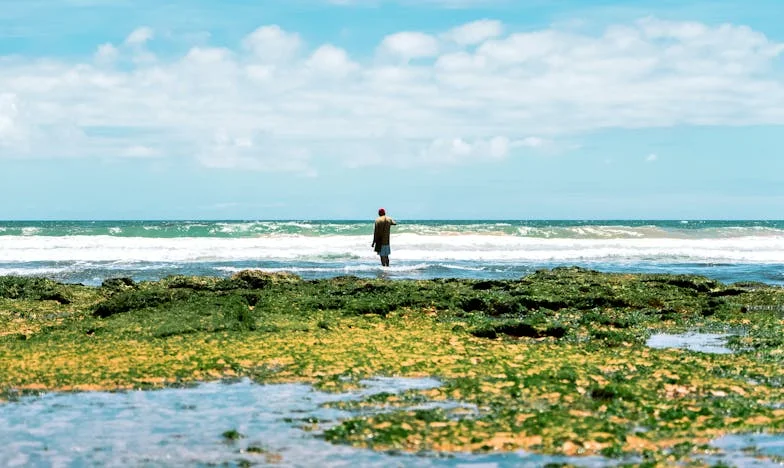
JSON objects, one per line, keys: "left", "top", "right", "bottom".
{"left": 377, "top": 245, "right": 391, "bottom": 256}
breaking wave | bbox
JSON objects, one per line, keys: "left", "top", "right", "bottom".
{"left": 1, "top": 233, "right": 784, "bottom": 264}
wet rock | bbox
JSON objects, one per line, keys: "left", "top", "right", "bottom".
{"left": 93, "top": 288, "right": 189, "bottom": 318}
{"left": 165, "top": 275, "right": 237, "bottom": 291}
{"left": 222, "top": 429, "right": 245, "bottom": 441}
{"left": 38, "top": 290, "right": 71, "bottom": 304}
{"left": 709, "top": 288, "right": 747, "bottom": 297}
{"left": 492, "top": 321, "right": 538, "bottom": 338}
{"left": 701, "top": 298, "right": 726, "bottom": 316}
{"left": 656, "top": 308, "right": 680, "bottom": 320}
{"left": 230, "top": 270, "right": 301, "bottom": 289}
{"left": 345, "top": 298, "right": 395, "bottom": 316}
{"left": 470, "top": 320, "right": 567, "bottom": 339}
{"left": 643, "top": 275, "right": 719, "bottom": 293}
{"left": 589, "top": 384, "right": 637, "bottom": 402}
{"left": 471, "top": 280, "right": 509, "bottom": 291}
{"left": 0, "top": 277, "right": 71, "bottom": 304}
{"left": 460, "top": 297, "right": 488, "bottom": 313}
{"left": 512, "top": 295, "right": 568, "bottom": 311}
{"left": 353, "top": 282, "right": 391, "bottom": 294}
{"left": 731, "top": 281, "right": 770, "bottom": 290}
{"left": 458, "top": 295, "right": 529, "bottom": 315}
{"left": 101, "top": 277, "right": 136, "bottom": 291}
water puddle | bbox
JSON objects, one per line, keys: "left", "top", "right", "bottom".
{"left": 646, "top": 332, "right": 733, "bottom": 354}
{"left": 0, "top": 377, "right": 614, "bottom": 467}
{"left": 705, "top": 433, "right": 784, "bottom": 467}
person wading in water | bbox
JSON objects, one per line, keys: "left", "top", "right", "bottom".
{"left": 372, "top": 208, "right": 397, "bottom": 267}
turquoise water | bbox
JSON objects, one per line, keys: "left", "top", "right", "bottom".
{"left": 1, "top": 219, "right": 784, "bottom": 238}
{"left": 1, "top": 220, "right": 783, "bottom": 285}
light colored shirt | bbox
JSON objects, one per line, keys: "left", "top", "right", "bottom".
{"left": 373, "top": 215, "right": 397, "bottom": 251}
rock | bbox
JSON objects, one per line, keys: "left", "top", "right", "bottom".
{"left": 101, "top": 277, "right": 136, "bottom": 291}
{"left": 93, "top": 289, "right": 186, "bottom": 318}
{"left": 0, "top": 277, "right": 71, "bottom": 304}
{"left": 230, "top": 270, "right": 301, "bottom": 289}
{"left": 165, "top": 275, "right": 236, "bottom": 291}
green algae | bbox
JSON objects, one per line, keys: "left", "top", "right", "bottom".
{"left": 0, "top": 267, "right": 783, "bottom": 464}
{"left": 222, "top": 429, "right": 245, "bottom": 441}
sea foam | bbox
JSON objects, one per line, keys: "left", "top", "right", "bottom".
{"left": 1, "top": 233, "right": 783, "bottom": 264}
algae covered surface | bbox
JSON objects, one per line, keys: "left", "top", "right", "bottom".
{"left": 1, "top": 267, "right": 783, "bottom": 464}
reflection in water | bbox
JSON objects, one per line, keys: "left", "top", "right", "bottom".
{"left": 708, "top": 433, "right": 784, "bottom": 467}
{"left": 646, "top": 332, "right": 733, "bottom": 354}
{"left": 0, "top": 377, "right": 612, "bottom": 467}
{"left": 1, "top": 377, "right": 782, "bottom": 466}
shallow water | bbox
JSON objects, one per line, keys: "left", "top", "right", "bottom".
{"left": 0, "top": 377, "right": 613, "bottom": 468}
{"left": 646, "top": 332, "right": 733, "bottom": 354}
{"left": 708, "top": 433, "right": 784, "bottom": 467}
{"left": 3, "top": 220, "right": 784, "bottom": 286}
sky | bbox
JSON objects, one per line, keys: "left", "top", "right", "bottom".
{"left": 0, "top": 0, "right": 783, "bottom": 220}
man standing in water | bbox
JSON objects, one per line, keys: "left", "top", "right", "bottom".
{"left": 372, "top": 208, "right": 397, "bottom": 267}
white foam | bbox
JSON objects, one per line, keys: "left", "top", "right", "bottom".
{"left": 20, "top": 227, "right": 40, "bottom": 236}
{"left": 0, "top": 266, "right": 73, "bottom": 276}
{"left": 435, "top": 263, "right": 486, "bottom": 271}
{"left": 215, "top": 263, "right": 431, "bottom": 274}
{"left": 1, "top": 234, "right": 784, "bottom": 264}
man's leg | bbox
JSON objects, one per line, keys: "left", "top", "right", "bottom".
{"left": 381, "top": 256, "right": 390, "bottom": 267}
{"left": 379, "top": 255, "right": 385, "bottom": 266}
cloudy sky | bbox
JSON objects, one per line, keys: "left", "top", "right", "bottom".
{"left": 1, "top": 0, "right": 783, "bottom": 220}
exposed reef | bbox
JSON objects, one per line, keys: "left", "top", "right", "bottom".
{"left": 1, "top": 267, "right": 783, "bottom": 464}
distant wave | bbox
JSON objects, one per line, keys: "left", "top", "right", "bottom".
{"left": 2, "top": 220, "right": 784, "bottom": 239}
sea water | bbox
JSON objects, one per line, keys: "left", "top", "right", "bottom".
{"left": 1, "top": 220, "right": 783, "bottom": 285}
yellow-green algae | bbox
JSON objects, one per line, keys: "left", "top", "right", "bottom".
{"left": 0, "top": 268, "right": 783, "bottom": 465}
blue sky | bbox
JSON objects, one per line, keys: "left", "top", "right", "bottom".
{"left": 0, "top": 0, "right": 783, "bottom": 220}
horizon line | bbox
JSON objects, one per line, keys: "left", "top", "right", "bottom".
{"left": 1, "top": 219, "right": 784, "bottom": 223}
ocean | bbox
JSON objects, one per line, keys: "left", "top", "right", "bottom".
{"left": 1, "top": 220, "right": 783, "bottom": 286}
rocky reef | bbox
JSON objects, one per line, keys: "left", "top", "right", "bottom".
{"left": 1, "top": 267, "right": 783, "bottom": 464}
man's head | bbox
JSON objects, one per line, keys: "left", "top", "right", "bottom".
{"left": 378, "top": 208, "right": 386, "bottom": 216}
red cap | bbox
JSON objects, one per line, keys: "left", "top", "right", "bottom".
{"left": 378, "top": 208, "right": 386, "bottom": 216}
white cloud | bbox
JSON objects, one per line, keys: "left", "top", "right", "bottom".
{"left": 477, "top": 30, "right": 563, "bottom": 65}
{"left": 94, "top": 43, "right": 118, "bottom": 63}
{"left": 378, "top": 32, "right": 439, "bottom": 61}
{"left": 420, "top": 136, "right": 510, "bottom": 163}
{"left": 242, "top": 25, "right": 301, "bottom": 62}
{"left": 340, "top": 135, "right": 542, "bottom": 168}
{"left": 122, "top": 145, "right": 160, "bottom": 158}
{"left": 183, "top": 46, "right": 233, "bottom": 64}
{"left": 443, "top": 19, "right": 503, "bottom": 46}
{"left": 0, "top": 94, "right": 20, "bottom": 139}
{"left": 646, "top": 153, "right": 658, "bottom": 162}
{"left": 0, "top": 18, "right": 782, "bottom": 173}
{"left": 306, "top": 44, "right": 359, "bottom": 77}
{"left": 124, "top": 27, "right": 154, "bottom": 46}
{"left": 198, "top": 129, "right": 316, "bottom": 176}
{"left": 517, "top": 137, "right": 547, "bottom": 148}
